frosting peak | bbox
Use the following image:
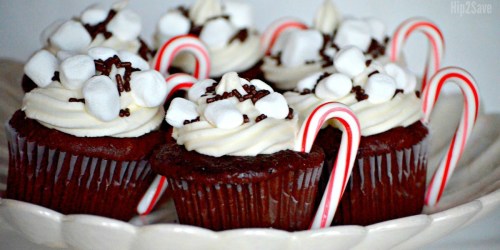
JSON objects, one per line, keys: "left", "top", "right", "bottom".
{"left": 313, "top": 0, "right": 341, "bottom": 34}
{"left": 189, "top": 0, "right": 223, "bottom": 26}
{"left": 166, "top": 72, "right": 298, "bottom": 157}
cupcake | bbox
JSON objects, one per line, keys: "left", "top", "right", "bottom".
{"left": 284, "top": 46, "right": 428, "bottom": 225}
{"left": 22, "top": 1, "right": 152, "bottom": 92}
{"left": 6, "top": 47, "right": 167, "bottom": 221}
{"left": 151, "top": 72, "right": 325, "bottom": 231}
{"left": 155, "top": 0, "right": 264, "bottom": 80}
{"left": 262, "top": 0, "right": 388, "bottom": 92}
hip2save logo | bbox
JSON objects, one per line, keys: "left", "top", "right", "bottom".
{"left": 450, "top": 1, "right": 493, "bottom": 16}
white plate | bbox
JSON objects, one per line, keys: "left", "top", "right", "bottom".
{"left": 1, "top": 60, "right": 499, "bottom": 249}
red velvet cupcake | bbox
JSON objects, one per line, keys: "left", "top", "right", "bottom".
{"left": 151, "top": 72, "right": 325, "bottom": 231}
{"left": 6, "top": 47, "right": 168, "bottom": 221}
{"left": 285, "top": 45, "right": 428, "bottom": 225}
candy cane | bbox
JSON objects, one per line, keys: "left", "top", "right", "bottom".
{"left": 388, "top": 18, "right": 445, "bottom": 91}
{"left": 296, "top": 102, "right": 361, "bottom": 229}
{"left": 137, "top": 73, "right": 198, "bottom": 216}
{"left": 261, "top": 17, "right": 307, "bottom": 55}
{"left": 153, "top": 34, "right": 210, "bottom": 80}
{"left": 422, "top": 67, "right": 479, "bottom": 207}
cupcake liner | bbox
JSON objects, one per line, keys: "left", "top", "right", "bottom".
{"left": 332, "top": 136, "right": 429, "bottom": 225}
{"left": 168, "top": 163, "right": 323, "bottom": 231}
{"left": 5, "top": 123, "right": 155, "bottom": 221}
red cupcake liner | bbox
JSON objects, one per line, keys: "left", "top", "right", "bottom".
{"left": 5, "top": 123, "right": 155, "bottom": 221}
{"left": 332, "top": 136, "right": 429, "bottom": 225}
{"left": 168, "top": 163, "right": 323, "bottom": 231}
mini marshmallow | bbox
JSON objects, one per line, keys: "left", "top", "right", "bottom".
{"left": 334, "top": 46, "right": 366, "bottom": 78}
{"left": 255, "top": 92, "right": 289, "bottom": 119}
{"left": 224, "top": 0, "right": 253, "bottom": 28}
{"left": 204, "top": 99, "right": 243, "bottom": 129}
{"left": 87, "top": 47, "right": 118, "bottom": 61}
{"left": 130, "top": 70, "right": 167, "bottom": 107}
{"left": 166, "top": 98, "right": 199, "bottom": 128}
{"left": 366, "top": 18, "right": 386, "bottom": 43}
{"left": 313, "top": 0, "right": 340, "bottom": 34}
{"left": 40, "top": 19, "right": 64, "bottom": 46}
{"left": 297, "top": 72, "right": 323, "bottom": 92}
{"left": 281, "top": 29, "right": 323, "bottom": 67}
{"left": 106, "top": 9, "right": 141, "bottom": 42}
{"left": 188, "top": 79, "right": 217, "bottom": 102}
{"left": 118, "top": 50, "right": 150, "bottom": 70}
{"left": 60, "top": 55, "right": 96, "bottom": 90}
{"left": 334, "top": 19, "right": 372, "bottom": 51}
{"left": 49, "top": 20, "right": 92, "bottom": 52}
{"left": 249, "top": 79, "right": 273, "bottom": 92}
{"left": 156, "top": 10, "right": 191, "bottom": 42}
{"left": 83, "top": 75, "right": 120, "bottom": 122}
{"left": 199, "top": 18, "right": 236, "bottom": 50}
{"left": 384, "top": 63, "right": 418, "bottom": 94}
{"left": 81, "top": 4, "right": 108, "bottom": 25}
{"left": 24, "top": 50, "right": 59, "bottom": 88}
{"left": 315, "top": 73, "right": 352, "bottom": 99}
{"left": 364, "top": 73, "right": 397, "bottom": 104}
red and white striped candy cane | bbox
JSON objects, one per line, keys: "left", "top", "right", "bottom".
{"left": 295, "top": 102, "right": 361, "bottom": 229}
{"left": 388, "top": 18, "right": 445, "bottom": 91}
{"left": 153, "top": 34, "right": 210, "bottom": 80}
{"left": 422, "top": 67, "right": 479, "bottom": 207}
{"left": 261, "top": 17, "right": 307, "bottom": 55}
{"left": 137, "top": 73, "right": 198, "bottom": 216}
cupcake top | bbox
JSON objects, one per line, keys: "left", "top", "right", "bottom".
{"left": 262, "top": 0, "right": 389, "bottom": 91}
{"left": 155, "top": 0, "right": 263, "bottom": 77}
{"left": 41, "top": 1, "right": 151, "bottom": 61}
{"left": 22, "top": 47, "right": 167, "bottom": 138}
{"left": 166, "top": 72, "right": 298, "bottom": 157}
{"left": 284, "top": 46, "right": 421, "bottom": 137}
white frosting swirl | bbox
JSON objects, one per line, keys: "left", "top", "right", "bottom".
{"left": 167, "top": 72, "right": 298, "bottom": 157}
{"left": 22, "top": 85, "right": 164, "bottom": 137}
{"left": 261, "top": 57, "right": 325, "bottom": 91}
{"left": 284, "top": 55, "right": 422, "bottom": 137}
{"left": 156, "top": 0, "right": 263, "bottom": 77}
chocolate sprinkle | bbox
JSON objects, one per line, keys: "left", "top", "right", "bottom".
{"left": 119, "top": 108, "right": 131, "bottom": 117}
{"left": 183, "top": 116, "right": 200, "bottom": 125}
{"left": 351, "top": 86, "right": 369, "bottom": 101}
{"left": 243, "top": 114, "right": 250, "bottom": 123}
{"left": 368, "top": 70, "right": 380, "bottom": 77}
{"left": 415, "top": 90, "right": 421, "bottom": 98}
{"left": 229, "top": 28, "right": 249, "bottom": 43}
{"left": 255, "top": 114, "right": 267, "bottom": 123}
{"left": 286, "top": 107, "right": 294, "bottom": 120}
{"left": 68, "top": 98, "right": 85, "bottom": 103}
{"left": 300, "top": 89, "right": 312, "bottom": 95}
{"left": 51, "top": 71, "right": 60, "bottom": 82}
{"left": 83, "top": 10, "right": 117, "bottom": 39}
{"left": 365, "top": 59, "right": 373, "bottom": 67}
